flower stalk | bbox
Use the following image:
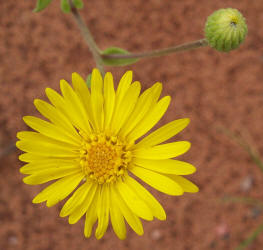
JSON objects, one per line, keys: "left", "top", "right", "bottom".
{"left": 102, "top": 39, "right": 208, "bottom": 61}
{"left": 67, "top": 2, "right": 209, "bottom": 68}
{"left": 68, "top": 0, "right": 105, "bottom": 75}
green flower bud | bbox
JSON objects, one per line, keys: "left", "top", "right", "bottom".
{"left": 205, "top": 8, "right": 248, "bottom": 52}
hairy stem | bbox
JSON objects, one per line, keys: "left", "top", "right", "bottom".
{"left": 101, "top": 39, "right": 208, "bottom": 60}
{"left": 68, "top": 0, "right": 105, "bottom": 75}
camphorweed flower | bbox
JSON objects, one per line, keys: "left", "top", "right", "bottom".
{"left": 16, "top": 69, "right": 198, "bottom": 239}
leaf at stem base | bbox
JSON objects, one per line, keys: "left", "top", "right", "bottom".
{"left": 102, "top": 47, "right": 139, "bottom": 67}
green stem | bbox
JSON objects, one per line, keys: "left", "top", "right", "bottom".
{"left": 218, "top": 127, "right": 263, "bottom": 173}
{"left": 222, "top": 196, "right": 263, "bottom": 208}
{"left": 235, "top": 223, "right": 263, "bottom": 250}
{"left": 68, "top": 0, "right": 105, "bottom": 75}
{"left": 101, "top": 39, "right": 208, "bottom": 60}
{"left": 245, "top": 146, "right": 263, "bottom": 173}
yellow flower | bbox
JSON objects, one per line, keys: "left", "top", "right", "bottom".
{"left": 16, "top": 69, "right": 198, "bottom": 239}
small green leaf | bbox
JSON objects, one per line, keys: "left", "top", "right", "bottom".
{"left": 86, "top": 74, "right": 91, "bottom": 88}
{"left": 102, "top": 47, "right": 139, "bottom": 67}
{"left": 33, "top": 0, "right": 53, "bottom": 12}
{"left": 61, "top": 0, "right": 71, "bottom": 13}
{"left": 73, "top": 0, "right": 84, "bottom": 9}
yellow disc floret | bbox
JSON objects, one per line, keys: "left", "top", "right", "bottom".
{"left": 79, "top": 132, "right": 132, "bottom": 184}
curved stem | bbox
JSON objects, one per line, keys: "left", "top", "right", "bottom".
{"left": 101, "top": 39, "right": 208, "bottom": 61}
{"left": 69, "top": 0, "right": 105, "bottom": 75}
{"left": 68, "top": 2, "right": 207, "bottom": 70}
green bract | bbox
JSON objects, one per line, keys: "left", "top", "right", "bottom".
{"left": 86, "top": 74, "right": 91, "bottom": 88}
{"left": 205, "top": 8, "right": 248, "bottom": 52}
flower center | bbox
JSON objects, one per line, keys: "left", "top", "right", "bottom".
{"left": 79, "top": 133, "right": 132, "bottom": 184}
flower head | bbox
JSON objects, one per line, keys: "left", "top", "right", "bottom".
{"left": 17, "top": 69, "right": 198, "bottom": 239}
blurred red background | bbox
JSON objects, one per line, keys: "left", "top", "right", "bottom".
{"left": 1, "top": 0, "right": 263, "bottom": 249}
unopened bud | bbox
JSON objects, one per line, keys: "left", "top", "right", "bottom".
{"left": 205, "top": 8, "right": 248, "bottom": 52}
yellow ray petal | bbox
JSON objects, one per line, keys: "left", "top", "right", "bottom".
{"left": 116, "top": 70, "right": 133, "bottom": 101}
{"left": 116, "top": 180, "right": 153, "bottom": 221}
{"left": 45, "top": 88, "right": 79, "bottom": 129}
{"left": 19, "top": 153, "right": 50, "bottom": 163}
{"left": 34, "top": 99, "right": 81, "bottom": 143}
{"left": 95, "top": 184, "right": 110, "bottom": 239}
{"left": 60, "top": 181, "right": 93, "bottom": 217}
{"left": 130, "top": 165, "right": 183, "bottom": 195}
{"left": 125, "top": 175, "right": 166, "bottom": 220}
{"left": 60, "top": 79, "right": 92, "bottom": 133}
{"left": 167, "top": 175, "right": 199, "bottom": 193}
{"left": 133, "top": 158, "right": 196, "bottom": 175}
{"left": 23, "top": 166, "right": 80, "bottom": 185}
{"left": 18, "top": 152, "right": 76, "bottom": 163}
{"left": 119, "top": 82, "right": 162, "bottom": 138}
{"left": 110, "top": 81, "right": 141, "bottom": 135}
{"left": 109, "top": 71, "right": 133, "bottom": 132}
{"left": 68, "top": 183, "right": 98, "bottom": 224}
{"left": 20, "top": 159, "right": 77, "bottom": 174}
{"left": 135, "top": 118, "right": 190, "bottom": 148}
{"left": 84, "top": 191, "right": 99, "bottom": 238}
{"left": 46, "top": 87, "right": 89, "bottom": 134}
{"left": 133, "top": 141, "right": 191, "bottom": 160}
{"left": 20, "top": 157, "right": 76, "bottom": 165}
{"left": 32, "top": 172, "right": 84, "bottom": 207}
{"left": 90, "top": 68, "right": 104, "bottom": 132}
{"left": 22, "top": 116, "right": 80, "bottom": 147}
{"left": 45, "top": 87, "right": 65, "bottom": 109}
{"left": 127, "top": 96, "right": 171, "bottom": 142}
{"left": 109, "top": 185, "right": 126, "bottom": 240}
{"left": 17, "top": 131, "right": 79, "bottom": 153}
{"left": 16, "top": 140, "right": 79, "bottom": 158}
{"left": 103, "top": 72, "right": 115, "bottom": 130}
{"left": 71, "top": 72, "right": 95, "bottom": 129}
{"left": 112, "top": 185, "right": 143, "bottom": 236}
